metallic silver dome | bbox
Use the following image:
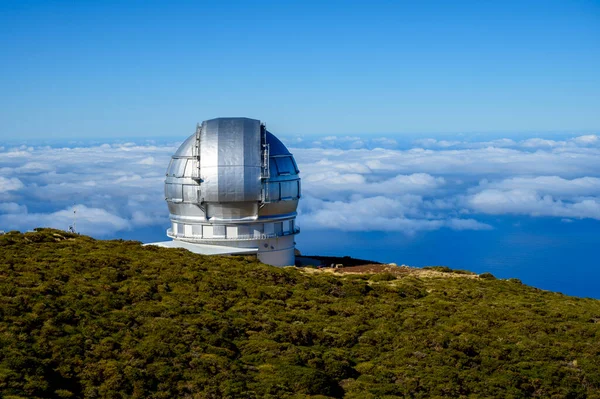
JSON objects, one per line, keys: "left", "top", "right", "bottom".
{"left": 163, "top": 117, "right": 300, "bottom": 266}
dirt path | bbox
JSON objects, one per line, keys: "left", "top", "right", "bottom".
{"left": 301, "top": 264, "right": 480, "bottom": 279}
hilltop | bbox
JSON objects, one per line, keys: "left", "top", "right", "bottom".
{"left": 1, "top": 229, "right": 599, "bottom": 398}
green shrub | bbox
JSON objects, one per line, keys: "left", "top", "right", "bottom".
{"left": 423, "top": 266, "right": 475, "bottom": 275}
{"left": 423, "top": 266, "right": 453, "bottom": 273}
{"left": 452, "top": 269, "right": 476, "bottom": 275}
{"left": 369, "top": 273, "right": 397, "bottom": 282}
{"left": 1, "top": 229, "right": 599, "bottom": 399}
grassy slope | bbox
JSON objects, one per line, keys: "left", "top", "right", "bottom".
{"left": 1, "top": 229, "right": 599, "bottom": 399}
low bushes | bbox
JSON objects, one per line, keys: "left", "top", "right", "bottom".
{"left": 1, "top": 229, "right": 599, "bottom": 398}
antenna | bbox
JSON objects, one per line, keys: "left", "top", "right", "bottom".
{"left": 68, "top": 205, "right": 77, "bottom": 234}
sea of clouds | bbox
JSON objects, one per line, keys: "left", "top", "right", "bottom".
{"left": 1, "top": 134, "right": 599, "bottom": 238}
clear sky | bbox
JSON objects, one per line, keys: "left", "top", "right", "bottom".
{"left": 1, "top": 0, "right": 599, "bottom": 139}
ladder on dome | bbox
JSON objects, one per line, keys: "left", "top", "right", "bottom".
{"left": 260, "top": 123, "right": 271, "bottom": 204}
{"left": 192, "top": 122, "right": 202, "bottom": 183}
{"left": 192, "top": 123, "right": 203, "bottom": 209}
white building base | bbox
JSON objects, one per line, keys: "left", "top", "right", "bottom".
{"left": 144, "top": 240, "right": 257, "bottom": 256}
{"left": 144, "top": 235, "right": 296, "bottom": 267}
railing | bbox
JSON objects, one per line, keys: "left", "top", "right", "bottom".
{"left": 167, "top": 227, "right": 300, "bottom": 242}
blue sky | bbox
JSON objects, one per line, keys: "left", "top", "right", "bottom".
{"left": 1, "top": 0, "right": 599, "bottom": 139}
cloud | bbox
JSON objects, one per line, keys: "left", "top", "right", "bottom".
{"left": 413, "top": 138, "right": 462, "bottom": 148}
{"left": 15, "top": 162, "right": 55, "bottom": 173}
{"left": 571, "top": 135, "right": 599, "bottom": 146}
{"left": 0, "top": 177, "right": 24, "bottom": 192}
{"left": 0, "top": 205, "right": 130, "bottom": 236}
{"left": 308, "top": 135, "right": 399, "bottom": 150}
{"left": 291, "top": 134, "right": 600, "bottom": 230}
{"left": 475, "top": 176, "right": 600, "bottom": 197}
{"left": 137, "top": 156, "right": 157, "bottom": 165}
{"left": 0, "top": 202, "right": 27, "bottom": 214}
{"left": 300, "top": 195, "right": 492, "bottom": 234}
{"left": 463, "top": 176, "right": 600, "bottom": 220}
{"left": 520, "top": 138, "right": 561, "bottom": 149}
{"left": 467, "top": 189, "right": 600, "bottom": 220}
{"left": 0, "top": 142, "right": 174, "bottom": 236}
{"left": 0, "top": 132, "right": 599, "bottom": 238}
{"left": 301, "top": 170, "right": 445, "bottom": 202}
{"left": 372, "top": 137, "right": 398, "bottom": 147}
{"left": 410, "top": 135, "right": 599, "bottom": 151}
{"left": 293, "top": 142, "right": 600, "bottom": 179}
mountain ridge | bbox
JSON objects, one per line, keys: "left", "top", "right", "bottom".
{"left": 1, "top": 228, "right": 599, "bottom": 398}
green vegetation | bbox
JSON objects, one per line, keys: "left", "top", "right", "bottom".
{"left": 422, "top": 266, "right": 476, "bottom": 275}
{"left": 368, "top": 272, "right": 397, "bottom": 282}
{"left": 479, "top": 272, "right": 497, "bottom": 280}
{"left": 1, "top": 229, "right": 600, "bottom": 399}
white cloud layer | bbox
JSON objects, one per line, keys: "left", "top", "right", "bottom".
{"left": 0, "top": 142, "right": 175, "bottom": 236}
{"left": 0, "top": 176, "right": 24, "bottom": 192}
{"left": 468, "top": 190, "right": 600, "bottom": 220}
{"left": 299, "top": 195, "right": 492, "bottom": 234}
{"left": 0, "top": 205, "right": 131, "bottom": 236}
{"left": 0, "top": 133, "right": 599, "bottom": 237}
{"left": 295, "top": 134, "right": 600, "bottom": 231}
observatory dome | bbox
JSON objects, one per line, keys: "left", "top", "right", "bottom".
{"left": 163, "top": 117, "right": 300, "bottom": 266}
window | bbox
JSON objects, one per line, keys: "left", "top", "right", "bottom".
{"left": 266, "top": 182, "right": 280, "bottom": 202}
{"left": 213, "top": 225, "right": 226, "bottom": 238}
{"left": 253, "top": 224, "right": 264, "bottom": 238}
{"left": 202, "top": 225, "right": 213, "bottom": 238}
{"left": 280, "top": 180, "right": 299, "bottom": 199}
{"left": 184, "top": 159, "right": 195, "bottom": 176}
{"left": 183, "top": 185, "right": 199, "bottom": 202}
{"left": 165, "top": 184, "right": 183, "bottom": 202}
{"left": 168, "top": 159, "right": 187, "bottom": 177}
{"left": 238, "top": 225, "right": 250, "bottom": 237}
{"left": 274, "top": 157, "right": 295, "bottom": 175}
{"left": 264, "top": 223, "right": 274, "bottom": 236}
{"left": 274, "top": 222, "right": 283, "bottom": 236}
{"left": 226, "top": 226, "right": 238, "bottom": 238}
{"left": 192, "top": 225, "right": 202, "bottom": 236}
{"left": 269, "top": 158, "right": 277, "bottom": 177}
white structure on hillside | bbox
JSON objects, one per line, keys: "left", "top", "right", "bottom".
{"left": 148, "top": 117, "right": 301, "bottom": 266}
